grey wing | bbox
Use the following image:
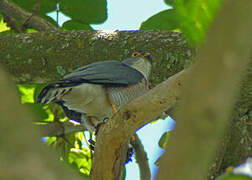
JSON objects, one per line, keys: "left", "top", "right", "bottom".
{"left": 63, "top": 60, "right": 144, "bottom": 86}
{"left": 37, "top": 60, "right": 145, "bottom": 105}
{"left": 106, "top": 78, "right": 149, "bottom": 110}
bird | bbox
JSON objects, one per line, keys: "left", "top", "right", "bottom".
{"left": 37, "top": 51, "right": 152, "bottom": 133}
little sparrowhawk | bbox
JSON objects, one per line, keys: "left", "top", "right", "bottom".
{"left": 37, "top": 51, "right": 152, "bottom": 132}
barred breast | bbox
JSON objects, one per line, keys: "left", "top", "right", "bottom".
{"left": 106, "top": 78, "right": 149, "bottom": 111}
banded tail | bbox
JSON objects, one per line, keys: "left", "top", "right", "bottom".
{"left": 37, "top": 82, "right": 77, "bottom": 104}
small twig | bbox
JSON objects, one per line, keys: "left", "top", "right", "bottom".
{"left": 0, "top": 0, "right": 58, "bottom": 31}
{"left": 38, "top": 121, "right": 85, "bottom": 137}
{"left": 53, "top": 104, "right": 59, "bottom": 122}
{"left": 21, "top": 0, "right": 40, "bottom": 31}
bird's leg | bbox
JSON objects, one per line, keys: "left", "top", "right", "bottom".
{"left": 95, "top": 117, "right": 109, "bottom": 135}
{"left": 111, "top": 103, "right": 117, "bottom": 114}
{"left": 94, "top": 102, "right": 117, "bottom": 135}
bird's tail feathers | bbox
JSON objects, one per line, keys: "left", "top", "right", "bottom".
{"left": 37, "top": 82, "right": 73, "bottom": 104}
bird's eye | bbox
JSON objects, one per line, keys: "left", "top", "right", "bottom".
{"left": 131, "top": 52, "right": 140, "bottom": 57}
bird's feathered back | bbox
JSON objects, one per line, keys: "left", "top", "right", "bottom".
{"left": 37, "top": 60, "right": 145, "bottom": 104}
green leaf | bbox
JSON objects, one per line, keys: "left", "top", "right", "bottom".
{"left": 10, "top": 0, "right": 55, "bottom": 15}
{"left": 10, "top": 0, "right": 107, "bottom": 28}
{"left": 175, "top": 0, "right": 222, "bottom": 45}
{"left": 17, "top": 84, "right": 36, "bottom": 103}
{"left": 60, "top": 0, "right": 107, "bottom": 24}
{"left": 140, "top": 9, "right": 178, "bottom": 31}
{"left": 62, "top": 20, "right": 93, "bottom": 30}
{"left": 0, "top": 14, "right": 11, "bottom": 33}
{"left": 45, "top": 136, "right": 57, "bottom": 146}
{"left": 164, "top": 0, "right": 175, "bottom": 7}
{"left": 216, "top": 174, "right": 252, "bottom": 180}
{"left": 154, "top": 155, "right": 162, "bottom": 166}
{"left": 158, "top": 131, "right": 170, "bottom": 149}
{"left": 68, "top": 148, "right": 91, "bottom": 176}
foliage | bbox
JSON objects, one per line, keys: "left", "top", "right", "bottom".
{"left": 17, "top": 84, "right": 92, "bottom": 176}
{"left": 3, "top": 0, "right": 107, "bottom": 31}
{"left": 140, "top": 0, "right": 223, "bottom": 46}
{"left": 1, "top": 0, "right": 222, "bottom": 45}
{"left": 140, "top": 9, "right": 178, "bottom": 31}
{"left": 175, "top": 0, "right": 222, "bottom": 45}
{"left": 0, "top": 14, "right": 10, "bottom": 32}
{"left": 1, "top": 0, "right": 232, "bottom": 178}
{"left": 158, "top": 131, "right": 170, "bottom": 149}
{"left": 216, "top": 174, "right": 252, "bottom": 180}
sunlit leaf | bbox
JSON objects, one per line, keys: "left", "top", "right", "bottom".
{"left": 158, "top": 131, "right": 170, "bottom": 149}
{"left": 45, "top": 136, "right": 57, "bottom": 146}
{"left": 0, "top": 15, "right": 10, "bottom": 33}
{"left": 154, "top": 155, "right": 162, "bottom": 166}
{"left": 17, "top": 84, "right": 36, "bottom": 103}
{"left": 175, "top": 0, "right": 222, "bottom": 45}
{"left": 68, "top": 148, "right": 91, "bottom": 176}
{"left": 26, "top": 28, "right": 38, "bottom": 33}
{"left": 216, "top": 174, "right": 252, "bottom": 180}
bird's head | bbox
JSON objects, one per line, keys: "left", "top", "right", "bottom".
{"left": 122, "top": 50, "right": 152, "bottom": 79}
{"left": 131, "top": 51, "right": 152, "bottom": 62}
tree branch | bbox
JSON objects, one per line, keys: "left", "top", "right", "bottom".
{"left": 0, "top": 31, "right": 194, "bottom": 86}
{"left": 131, "top": 134, "right": 151, "bottom": 180}
{"left": 38, "top": 121, "right": 86, "bottom": 137}
{"left": 91, "top": 66, "right": 190, "bottom": 179}
{"left": 0, "top": 0, "right": 58, "bottom": 31}
{"left": 156, "top": 0, "right": 252, "bottom": 179}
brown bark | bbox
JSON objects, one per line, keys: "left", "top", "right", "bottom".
{"left": 156, "top": 0, "right": 252, "bottom": 179}
{"left": 0, "top": 0, "right": 58, "bottom": 31}
{"left": 0, "top": 31, "right": 194, "bottom": 86}
{"left": 39, "top": 121, "right": 85, "bottom": 137}
{"left": 91, "top": 67, "right": 189, "bottom": 179}
{"left": 208, "top": 64, "right": 252, "bottom": 179}
{"left": 131, "top": 134, "right": 151, "bottom": 180}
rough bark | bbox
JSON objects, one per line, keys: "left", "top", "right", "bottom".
{"left": 0, "top": 31, "right": 194, "bottom": 86}
{"left": 156, "top": 0, "right": 252, "bottom": 179}
{"left": 208, "top": 64, "right": 252, "bottom": 179}
{"left": 39, "top": 121, "right": 85, "bottom": 137}
{"left": 91, "top": 68, "right": 189, "bottom": 180}
{"left": 131, "top": 134, "right": 151, "bottom": 180}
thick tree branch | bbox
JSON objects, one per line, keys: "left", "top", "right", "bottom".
{"left": 91, "top": 66, "right": 190, "bottom": 179}
{"left": 0, "top": 31, "right": 194, "bottom": 86}
{"left": 156, "top": 0, "right": 252, "bottom": 179}
{"left": 0, "top": 0, "right": 58, "bottom": 31}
